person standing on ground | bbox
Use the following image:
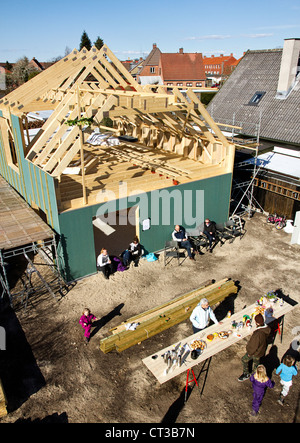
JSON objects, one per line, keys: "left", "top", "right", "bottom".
{"left": 276, "top": 354, "right": 298, "bottom": 405}
{"left": 238, "top": 313, "right": 271, "bottom": 382}
{"left": 189, "top": 298, "right": 222, "bottom": 334}
{"left": 250, "top": 364, "right": 275, "bottom": 416}
{"left": 79, "top": 308, "right": 98, "bottom": 344}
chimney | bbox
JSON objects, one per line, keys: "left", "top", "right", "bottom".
{"left": 276, "top": 38, "right": 300, "bottom": 99}
{"left": 179, "top": 48, "right": 184, "bottom": 54}
{"left": 153, "top": 43, "right": 157, "bottom": 49}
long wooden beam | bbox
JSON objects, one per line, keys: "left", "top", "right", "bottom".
{"left": 99, "top": 278, "right": 237, "bottom": 353}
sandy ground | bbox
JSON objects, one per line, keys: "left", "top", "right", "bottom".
{"left": 0, "top": 212, "right": 299, "bottom": 424}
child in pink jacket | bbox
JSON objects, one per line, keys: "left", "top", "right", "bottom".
{"left": 79, "top": 308, "right": 98, "bottom": 344}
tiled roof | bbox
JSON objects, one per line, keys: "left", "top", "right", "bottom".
{"left": 142, "top": 47, "right": 161, "bottom": 67}
{"left": 204, "top": 55, "right": 236, "bottom": 65}
{"left": 207, "top": 49, "right": 300, "bottom": 146}
{"left": 160, "top": 53, "right": 206, "bottom": 81}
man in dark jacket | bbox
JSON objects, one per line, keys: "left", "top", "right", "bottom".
{"left": 238, "top": 313, "right": 271, "bottom": 381}
{"left": 200, "top": 219, "right": 217, "bottom": 252}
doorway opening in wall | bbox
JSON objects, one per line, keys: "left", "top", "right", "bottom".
{"left": 92, "top": 206, "right": 139, "bottom": 260}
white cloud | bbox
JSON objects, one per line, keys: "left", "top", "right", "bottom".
{"left": 185, "top": 35, "right": 232, "bottom": 41}
{"left": 241, "top": 33, "right": 273, "bottom": 38}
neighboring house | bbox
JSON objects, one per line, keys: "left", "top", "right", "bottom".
{"left": 0, "top": 65, "right": 12, "bottom": 97}
{"left": 137, "top": 43, "right": 162, "bottom": 85}
{"left": 0, "top": 45, "right": 235, "bottom": 282}
{"left": 208, "top": 38, "right": 300, "bottom": 218}
{"left": 138, "top": 44, "right": 206, "bottom": 89}
{"left": 159, "top": 49, "right": 206, "bottom": 89}
{"left": 29, "top": 57, "right": 54, "bottom": 72}
{"left": 128, "top": 57, "right": 144, "bottom": 81}
{"left": 0, "top": 58, "right": 53, "bottom": 96}
{"left": 203, "top": 53, "right": 241, "bottom": 86}
{"left": 207, "top": 38, "right": 300, "bottom": 151}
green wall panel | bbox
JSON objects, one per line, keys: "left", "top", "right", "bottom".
{"left": 0, "top": 112, "right": 60, "bottom": 232}
{"left": 58, "top": 173, "right": 232, "bottom": 281}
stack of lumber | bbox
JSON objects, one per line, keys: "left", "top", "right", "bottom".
{"left": 99, "top": 278, "right": 237, "bottom": 353}
{"left": 0, "top": 378, "right": 7, "bottom": 418}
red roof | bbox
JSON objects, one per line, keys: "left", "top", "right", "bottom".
{"left": 203, "top": 55, "right": 237, "bottom": 66}
{"left": 160, "top": 52, "right": 205, "bottom": 81}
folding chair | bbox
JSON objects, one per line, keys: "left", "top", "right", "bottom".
{"left": 189, "top": 235, "right": 209, "bottom": 253}
{"left": 215, "top": 223, "right": 227, "bottom": 246}
{"left": 229, "top": 215, "right": 246, "bottom": 239}
{"left": 164, "top": 241, "right": 183, "bottom": 266}
{"left": 224, "top": 219, "right": 245, "bottom": 242}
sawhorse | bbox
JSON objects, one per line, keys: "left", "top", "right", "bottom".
{"left": 185, "top": 368, "right": 198, "bottom": 403}
{"left": 184, "top": 357, "right": 212, "bottom": 403}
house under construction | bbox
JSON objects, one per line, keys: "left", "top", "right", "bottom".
{"left": 0, "top": 44, "right": 236, "bottom": 282}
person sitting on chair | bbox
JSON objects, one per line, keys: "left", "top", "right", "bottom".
{"left": 97, "top": 248, "right": 113, "bottom": 279}
{"left": 122, "top": 236, "right": 142, "bottom": 267}
{"left": 199, "top": 218, "right": 217, "bottom": 252}
{"left": 172, "top": 225, "right": 195, "bottom": 260}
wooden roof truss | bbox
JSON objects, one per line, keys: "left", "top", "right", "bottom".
{"left": 0, "top": 44, "right": 233, "bottom": 206}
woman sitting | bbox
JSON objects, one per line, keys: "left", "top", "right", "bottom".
{"left": 122, "top": 236, "right": 142, "bottom": 267}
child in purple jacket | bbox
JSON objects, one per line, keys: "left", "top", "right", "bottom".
{"left": 79, "top": 308, "right": 98, "bottom": 344}
{"left": 250, "top": 364, "right": 275, "bottom": 416}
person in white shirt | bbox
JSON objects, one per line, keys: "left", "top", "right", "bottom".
{"left": 97, "top": 248, "right": 113, "bottom": 279}
{"left": 190, "top": 298, "right": 221, "bottom": 334}
{"left": 172, "top": 225, "right": 194, "bottom": 260}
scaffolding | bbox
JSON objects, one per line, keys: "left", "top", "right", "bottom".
{"left": 0, "top": 175, "right": 68, "bottom": 310}
{"left": 213, "top": 110, "right": 264, "bottom": 219}
{"left": 0, "top": 236, "right": 67, "bottom": 310}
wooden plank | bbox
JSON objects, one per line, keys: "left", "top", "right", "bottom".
{"left": 100, "top": 283, "right": 233, "bottom": 352}
{"left": 104, "top": 46, "right": 143, "bottom": 92}
{"left": 143, "top": 299, "right": 297, "bottom": 384}
{"left": 35, "top": 108, "right": 79, "bottom": 167}
{"left": 50, "top": 138, "right": 81, "bottom": 177}
{"left": 26, "top": 93, "right": 76, "bottom": 162}
{"left": 43, "top": 126, "right": 80, "bottom": 172}
{"left": 99, "top": 279, "right": 237, "bottom": 353}
{"left": 2, "top": 48, "right": 88, "bottom": 112}
{"left": 114, "top": 286, "right": 236, "bottom": 353}
{"left": 109, "top": 279, "right": 216, "bottom": 334}
{"left": 187, "top": 89, "right": 230, "bottom": 148}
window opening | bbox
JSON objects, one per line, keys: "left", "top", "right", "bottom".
{"left": 8, "top": 130, "right": 18, "bottom": 167}
{"left": 248, "top": 91, "right": 266, "bottom": 106}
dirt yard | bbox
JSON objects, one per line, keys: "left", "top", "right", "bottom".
{"left": 0, "top": 213, "right": 299, "bottom": 424}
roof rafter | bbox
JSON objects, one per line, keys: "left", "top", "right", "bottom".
{"left": 1, "top": 44, "right": 234, "bottom": 182}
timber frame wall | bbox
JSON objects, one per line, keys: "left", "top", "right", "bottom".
{"left": 0, "top": 45, "right": 236, "bottom": 280}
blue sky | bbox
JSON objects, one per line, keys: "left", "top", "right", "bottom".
{"left": 1, "top": 0, "right": 300, "bottom": 62}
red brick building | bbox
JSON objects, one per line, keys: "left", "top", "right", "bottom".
{"left": 138, "top": 44, "right": 206, "bottom": 88}
{"left": 203, "top": 53, "right": 241, "bottom": 85}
